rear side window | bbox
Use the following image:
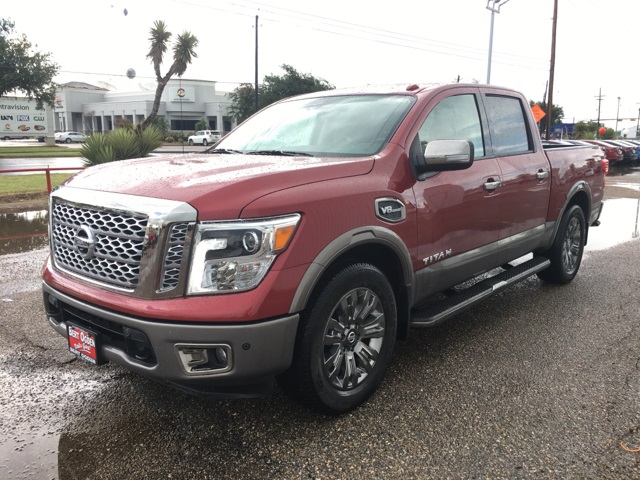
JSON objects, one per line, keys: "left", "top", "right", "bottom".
{"left": 484, "top": 95, "right": 532, "bottom": 155}
{"left": 417, "top": 94, "right": 485, "bottom": 158}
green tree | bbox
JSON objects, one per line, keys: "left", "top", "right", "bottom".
{"left": 529, "top": 100, "right": 564, "bottom": 136}
{"left": 228, "top": 64, "right": 334, "bottom": 123}
{"left": 138, "top": 20, "right": 198, "bottom": 131}
{"left": 573, "top": 121, "right": 598, "bottom": 139}
{"left": 195, "top": 117, "right": 208, "bottom": 131}
{"left": 0, "top": 19, "right": 59, "bottom": 108}
{"left": 228, "top": 83, "right": 258, "bottom": 124}
{"left": 151, "top": 115, "right": 170, "bottom": 136}
{"left": 601, "top": 128, "right": 616, "bottom": 139}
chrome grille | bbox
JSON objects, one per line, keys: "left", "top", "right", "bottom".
{"left": 160, "top": 223, "right": 189, "bottom": 291}
{"left": 51, "top": 202, "right": 148, "bottom": 289}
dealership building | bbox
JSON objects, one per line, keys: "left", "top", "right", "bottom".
{"left": 53, "top": 79, "right": 237, "bottom": 135}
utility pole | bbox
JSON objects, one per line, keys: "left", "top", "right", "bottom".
{"left": 254, "top": 15, "right": 259, "bottom": 113}
{"left": 595, "top": 88, "right": 604, "bottom": 138}
{"left": 546, "top": 0, "right": 558, "bottom": 140}
{"left": 615, "top": 97, "right": 621, "bottom": 133}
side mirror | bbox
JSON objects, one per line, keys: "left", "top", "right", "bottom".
{"left": 414, "top": 139, "right": 474, "bottom": 173}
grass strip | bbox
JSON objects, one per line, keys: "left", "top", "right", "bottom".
{"left": 0, "top": 147, "right": 82, "bottom": 158}
{"left": 0, "top": 173, "right": 76, "bottom": 195}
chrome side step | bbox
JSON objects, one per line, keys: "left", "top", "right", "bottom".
{"left": 410, "top": 257, "right": 550, "bottom": 328}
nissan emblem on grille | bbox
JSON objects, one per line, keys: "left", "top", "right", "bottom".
{"left": 74, "top": 225, "right": 96, "bottom": 259}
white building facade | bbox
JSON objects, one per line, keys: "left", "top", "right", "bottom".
{"left": 53, "top": 79, "right": 236, "bottom": 135}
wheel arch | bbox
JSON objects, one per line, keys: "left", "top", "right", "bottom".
{"left": 289, "top": 227, "right": 414, "bottom": 340}
{"left": 555, "top": 181, "right": 592, "bottom": 245}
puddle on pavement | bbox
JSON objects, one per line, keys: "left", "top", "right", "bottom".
{"left": 587, "top": 198, "right": 640, "bottom": 251}
{"left": 0, "top": 210, "right": 49, "bottom": 255}
{"left": 0, "top": 365, "right": 107, "bottom": 480}
{"left": 0, "top": 428, "right": 59, "bottom": 480}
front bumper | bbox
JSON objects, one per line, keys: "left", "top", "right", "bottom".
{"left": 43, "top": 282, "right": 299, "bottom": 397}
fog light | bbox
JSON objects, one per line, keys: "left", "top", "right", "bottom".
{"left": 175, "top": 344, "right": 232, "bottom": 375}
{"left": 215, "top": 347, "right": 228, "bottom": 365}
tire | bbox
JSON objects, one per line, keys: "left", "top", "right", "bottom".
{"left": 278, "top": 263, "right": 397, "bottom": 414}
{"left": 536, "top": 205, "right": 586, "bottom": 284}
{"left": 188, "top": 139, "right": 194, "bottom": 146}
{"left": 65, "top": 138, "right": 72, "bottom": 143}
{"left": 203, "top": 139, "right": 208, "bottom": 146}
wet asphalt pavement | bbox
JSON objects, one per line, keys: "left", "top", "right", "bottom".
{"left": 1, "top": 171, "right": 639, "bottom": 479}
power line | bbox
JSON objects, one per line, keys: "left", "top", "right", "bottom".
{"left": 168, "top": 0, "right": 549, "bottom": 70}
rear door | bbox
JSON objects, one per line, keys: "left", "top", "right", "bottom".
{"left": 478, "top": 89, "right": 551, "bottom": 240}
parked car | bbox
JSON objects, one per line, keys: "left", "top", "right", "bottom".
{"left": 582, "top": 140, "right": 624, "bottom": 164}
{"left": 597, "top": 140, "right": 637, "bottom": 163}
{"left": 1, "top": 135, "right": 29, "bottom": 140}
{"left": 617, "top": 139, "right": 640, "bottom": 162}
{"left": 55, "top": 131, "right": 87, "bottom": 143}
{"left": 188, "top": 130, "right": 221, "bottom": 146}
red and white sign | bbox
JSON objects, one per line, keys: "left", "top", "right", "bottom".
{"left": 68, "top": 324, "right": 99, "bottom": 364}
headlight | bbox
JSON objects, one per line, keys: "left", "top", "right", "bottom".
{"left": 187, "top": 214, "right": 301, "bottom": 295}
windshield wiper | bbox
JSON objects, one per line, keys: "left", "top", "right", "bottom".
{"left": 245, "top": 150, "right": 314, "bottom": 157}
{"left": 205, "top": 148, "right": 243, "bottom": 154}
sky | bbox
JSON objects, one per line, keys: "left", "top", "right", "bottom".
{"left": 3, "top": 0, "right": 640, "bottom": 131}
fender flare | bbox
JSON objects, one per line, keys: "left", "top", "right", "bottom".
{"left": 288, "top": 226, "right": 414, "bottom": 314}
{"left": 547, "top": 180, "right": 593, "bottom": 247}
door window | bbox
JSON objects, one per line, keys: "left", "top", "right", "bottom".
{"left": 417, "top": 94, "right": 485, "bottom": 158}
{"left": 483, "top": 95, "right": 532, "bottom": 155}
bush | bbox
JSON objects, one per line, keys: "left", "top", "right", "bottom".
{"left": 137, "top": 126, "right": 163, "bottom": 157}
{"left": 81, "top": 126, "right": 163, "bottom": 167}
{"left": 165, "top": 136, "right": 174, "bottom": 143}
{"left": 80, "top": 134, "right": 116, "bottom": 166}
{"left": 108, "top": 128, "right": 141, "bottom": 160}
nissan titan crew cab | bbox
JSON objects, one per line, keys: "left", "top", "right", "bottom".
{"left": 43, "top": 84, "right": 606, "bottom": 413}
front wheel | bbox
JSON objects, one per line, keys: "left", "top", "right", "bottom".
{"left": 536, "top": 205, "right": 586, "bottom": 284}
{"left": 278, "top": 263, "right": 397, "bottom": 414}
{"left": 203, "top": 139, "right": 208, "bottom": 146}
{"left": 65, "top": 138, "right": 72, "bottom": 143}
{"left": 188, "top": 139, "right": 194, "bottom": 146}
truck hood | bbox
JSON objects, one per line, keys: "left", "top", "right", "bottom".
{"left": 65, "top": 153, "right": 374, "bottom": 219}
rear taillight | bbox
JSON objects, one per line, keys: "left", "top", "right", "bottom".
{"left": 601, "top": 158, "right": 609, "bottom": 176}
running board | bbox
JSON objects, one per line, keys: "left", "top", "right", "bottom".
{"left": 410, "top": 257, "right": 551, "bottom": 328}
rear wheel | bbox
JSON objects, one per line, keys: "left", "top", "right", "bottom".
{"left": 203, "top": 139, "right": 208, "bottom": 146}
{"left": 537, "top": 205, "right": 586, "bottom": 284}
{"left": 278, "top": 263, "right": 397, "bottom": 414}
{"left": 188, "top": 139, "right": 194, "bottom": 146}
{"left": 65, "top": 138, "right": 72, "bottom": 143}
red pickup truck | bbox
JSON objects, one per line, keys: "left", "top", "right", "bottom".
{"left": 43, "top": 83, "right": 606, "bottom": 413}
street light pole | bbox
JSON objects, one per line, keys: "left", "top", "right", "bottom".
{"left": 486, "top": 0, "right": 511, "bottom": 84}
{"left": 615, "top": 97, "right": 621, "bottom": 133}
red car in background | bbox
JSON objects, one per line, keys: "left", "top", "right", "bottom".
{"left": 582, "top": 140, "right": 624, "bottom": 164}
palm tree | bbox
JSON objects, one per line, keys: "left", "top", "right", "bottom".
{"left": 138, "top": 20, "right": 198, "bottom": 131}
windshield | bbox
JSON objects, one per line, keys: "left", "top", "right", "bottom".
{"left": 216, "top": 94, "right": 415, "bottom": 157}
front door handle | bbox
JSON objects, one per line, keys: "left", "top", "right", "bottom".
{"left": 484, "top": 180, "right": 501, "bottom": 191}
{"left": 537, "top": 170, "right": 549, "bottom": 180}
